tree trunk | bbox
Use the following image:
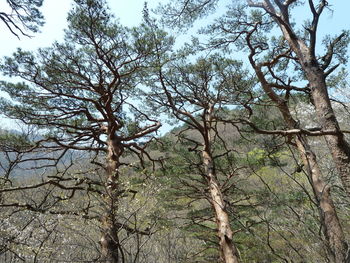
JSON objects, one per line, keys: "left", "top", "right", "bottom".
{"left": 295, "top": 135, "right": 349, "bottom": 263}
{"left": 255, "top": 66, "right": 349, "bottom": 262}
{"left": 100, "top": 137, "right": 123, "bottom": 263}
{"left": 306, "top": 69, "right": 350, "bottom": 199}
{"left": 100, "top": 210, "right": 120, "bottom": 263}
{"left": 273, "top": 4, "right": 350, "bottom": 199}
{"left": 244, "top": 40, "right": 349, "bottom": 260}
{"left": 202, "top": 148, "right": 240, "bottom": 263}
{"left": 270, "top": 94, "right": 349, "bottom": 262}
{"left": 272, "top": 88, "right": 349, "bottom": 263}
{"left": 275, "top": 100, "right": 349, "bottom": 262}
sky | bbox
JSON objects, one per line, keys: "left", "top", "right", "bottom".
{"left": 0, "top": 0, "right": 348, "bottom": 68}
{"left": 0, "top": 0, "right": 162, "bottom": 56}
{"left": 0, "top": 0, "right": 349, "bottom": 64}
{"left": 0, "top": 0, "right": 349, "bottom": 130}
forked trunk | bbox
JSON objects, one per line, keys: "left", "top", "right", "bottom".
{"left": 278, "top": 17, "right": 350, "bottom": 200}
{"left": 270, "top": 91, "right": 349, "bottom": 262}
{"left": 247, "top": 43, "right": 349, "bottom": 260}
{"left": 264, "top": 81, "right": 348, "bottom": 262}
{"left": 307, "top": 70, "right": 350, "bottom": 199}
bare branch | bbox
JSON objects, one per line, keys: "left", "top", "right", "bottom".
{"left": 240, "top": 118, "right": 350, "bottom": 136}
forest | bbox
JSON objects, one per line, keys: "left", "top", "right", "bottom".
{"left": 0, "top": 0, "right": 349, "bottom": 262}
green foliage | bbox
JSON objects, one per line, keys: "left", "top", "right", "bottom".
{"left": 0, "top": 129, "right": 34, "bottom": 151}
{"left": 1, "top": 0, "right": 44, "bottom": 37}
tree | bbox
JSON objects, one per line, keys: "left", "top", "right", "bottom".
{"left": 0, "top": 0, "right": 44, "bottom": 37}
{"left": 0, "top": 0, "right": 169, "bottom": 261}
{"left": 146, "top": 52, "right": 254, "bottom": 262}
{"left": 211, "top": 9, "right": 349, "bottom": 260}
{"left": 245, "top": 0, "right": 350, "bottom": 201}
{"left": 241, "top": 28, "right": 349, "bottom": 262}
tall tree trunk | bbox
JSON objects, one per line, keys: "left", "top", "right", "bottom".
{"left": 275, "top": 101, "right": 349, "bottom": 262}
{"left": 271, "top": 93, "right": 349, "bottom": 262}
{"left": 305, "top": 68, "right": 350, "bottom": 199}
{"left": 250, "top": 59, "right": 349, "bottom": 262}
{"left": 100, "top": 137, "right": 123, "bottom": 263}
{"left": 295, "top": 135, "right": 349, "bottom": 263}
{"left": 202, "top": 107, "right": 240, "bottom": 263}
{"left": 203, "top": 149, "right": 240, "bottom": 263}
{"left": 251, "top": 0, "right": 350, "bottom": 199}
{"left": 287, "top": 37, "right": 350, "bottom": 199}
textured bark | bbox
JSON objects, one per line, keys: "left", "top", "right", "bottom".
{"left": 265, "top": 79, "right": 349, "bottom": 263}
{"left": 286, "top": 35, "right": 350, "bottom": 200}
{"left": 264, "top": 81, "right": 348, "bottom": 263}
{"left": 100, "top": 213, "right": 120, "bottom": 263}
{"left": 295, "top": 136, "right": 349, "bottom": 263}
{"left": 266, "top": 86, "right": 349, "bottom": 262}
{"left": 100, "top": 136, "right": 123, "bottom": 263}
{"left": 203, "top": 149, "right": 240, "bottom": 263}
{"left": 250, "top": 0, "right": 350, "bottom": 199}
{"left": 247, "top": 42, "right": 349, "bottom": 262}
{"left": 202, "top": 108, "right": 240, "bottom": 263}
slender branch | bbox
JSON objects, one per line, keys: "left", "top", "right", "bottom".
{"left": 321, "top": 32, "right": 346, "bottom": 70}
{"left": 240, "top": 118, "right": 350, "bottom": 136}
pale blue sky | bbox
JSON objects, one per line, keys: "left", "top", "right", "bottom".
{"left": 0, "top": 0, "right": 162, "bottom": 56}
{"left": 1, "top": 0, "right": 348, "bottom": 64}
{"left": 1, "top": 0, "right": 349, "bottom": 71}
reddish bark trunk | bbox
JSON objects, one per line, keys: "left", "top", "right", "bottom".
{"left": 100, "top": 137, "right": 123, "bottom": 263}
{"left": 202, "top": 107, "right": 240, "bottom": 263}
{"left": 276, "top": 1, "right": 350, "bottom": 200}
{"left": 203, "top": 150, "right": 240, "bottom": 263}
{"left": 247, "top": 47, "right": 349, "bottom": 261}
